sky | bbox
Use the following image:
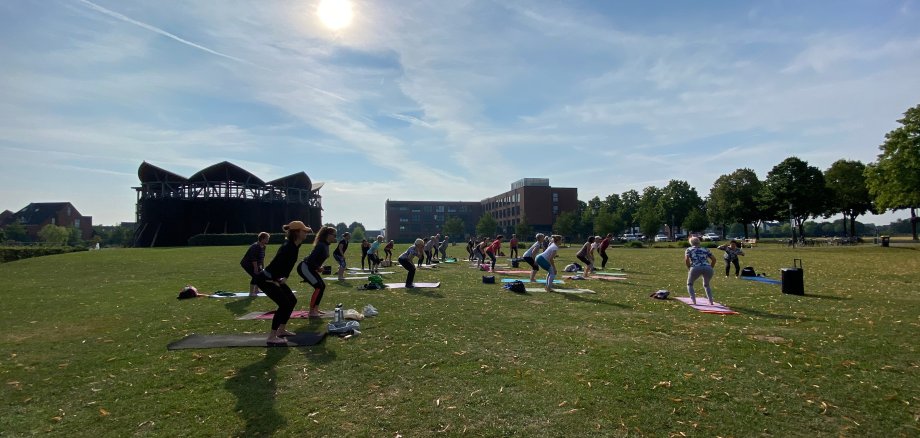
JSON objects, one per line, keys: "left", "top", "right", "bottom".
{"left": 1, "top": 0, "right": 918, "bottom": 229}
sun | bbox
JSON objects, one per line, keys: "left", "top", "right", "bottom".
{"left": 317, "top": 0, "right": 354, "bottom": 30}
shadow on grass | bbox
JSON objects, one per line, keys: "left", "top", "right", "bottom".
{"left": 801, "top": 293, "right": 850, "bottom": 301}
{"left": 404, "top": 288, "right": 445, "bottom": 299}
{"left": 728, "top": 305, "right": 810, "bottom": 321}
{"left": 224, "top": 296, "right": 256, "bottom": 315}
{"left": 224, "top": 347, "right": 290, "bottom": 437}
{"left": 558, "top": 292, "right": 631, "bottom": 308}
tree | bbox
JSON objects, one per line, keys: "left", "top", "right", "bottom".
{"left": 707, "top": 169, "right": 763, "bottom": 239}
{"left": 38, "top": 224, "right": 69, "bottom": 245}
{"left": 658, "top": 180, "right": 702, "bottom": 237}
{"left": 824, "top": 160, "right": 875, "bottom": 237}
{"left": 3, "top": 222, "right": 28, "bottom": 242}
{"left": 348, "top": 221, "right": 365, "bottom": 235}
{"left": 442, "top": 216, "right": 465, "bottom": 240}
{"left": 602, "top": 193, "right": 622, "bottom": 214}
{"left": 351, "top": 226, "right": 366, "bottom": 242}
{"left": 594, "top": 210, "right": 624, "bottom": 237}
{"left": 619, "top": 189, "right": 640, "bottom": 231}
{"left": 475, "top": 213, "right": 498, "bottom": 237}
{"left": 684, "top": 208, "right": 709, "bottom": 234}
{"left": 638, "top": 209, "right": 661, "bottom": 243}
{"left": 335, "top": 222, "right": 349, "bottom": 237}
{"left": 553, "top": 211, "right": 579, "bottom": 241}
{"left": 865, "top": 103, "right": 920, "bottom": 240}
{"left": 66, "top": 227, "right": 83, "bottom": 246}
{"left": 515, "top": 216, "right": 533, "bottom": 241}
{"left": 760, "top": 157, "right": 827, "bottom": 240}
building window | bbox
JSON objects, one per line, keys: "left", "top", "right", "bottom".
{"left": 74, "top": 219, "right": 81, "bottom": 228}
{"left": 553, "top": 193, "right": 559, "bottom": 202}
{"left": 400, "top": 218, "right": 408, "bottom": 223}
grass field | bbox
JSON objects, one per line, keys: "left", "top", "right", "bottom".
{"left": 1, "top": 242, "right": 918, "bottom": 437}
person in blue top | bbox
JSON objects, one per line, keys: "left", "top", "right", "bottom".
{"left": 522, "top": 233, "right": 545, "bottom": 282}
{"left": 298, "top": 226, "right": 337, "bottom": 317}
{"left": 240, "top": 232, "right": 269, "bottom": 296}
{"left": 684, "top": 236, "right": 717, "bottom": 305}
{"left": 536, "top": 235, "right": 561, "bottom": 292}
{"left": 367, "top": 235, "right": 384, "bottom": 273}
{"left": 257, "top": 221, "right": 312, "bottom": 345}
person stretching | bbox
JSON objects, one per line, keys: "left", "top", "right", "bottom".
{"left": 509, "top": 234, "right": 519, "bottom": 259}
{"left": 333, "top": 232, "right": 351, "bottom": 281}
{"left": 367, "top": 235, "right": 384, "bottom": 273}
{"left": 485, "top": 235, "right": 504, "bottom": 272}
{"left": 475, "top": 238, "right": 489, "bottom": 265}
{"left": 522, "top": 233, "right": 545, "bottom": 282}
{"left": 717, "top": 240, "right": 745, "bottom": 277}
{"left": 359, "top": 239, "right": 371, "bottom": 270}
{"left": 384, "top": 240, "right": 395, "bottom": 262}
{"left": 257, "top": 221, "right": 312, "bottom": 345}
{"left": 685, "top": 236, "right": 717, "bottom": 305}
{"left": 298, "top": 226, "right": 336, "bottom": 317}
{"left": 466, "top": 238, "right": 475, "bottom": 261}
{"left": 536, "top": 235, "right": 561, "bottom": 292}
{"left": 240, "top": 232, "right": 269, "bottom": 296}
{"left": 575, "top": 236, "right": 596, "bottom": 276}
{"left": 439, "top": 235, "right": 449, "bottom": 260}
{"left": 424, "top": 236, "right": 437, "bottom": 265}
{"left": 598, "top": 233, "right": 612, "bottom": 269}
{"left": 398, "top": 238, "right": 426, "bottom": 288}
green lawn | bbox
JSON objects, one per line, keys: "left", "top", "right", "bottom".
{"left": 1, "top": 243, "right": 918, "bottom": 436}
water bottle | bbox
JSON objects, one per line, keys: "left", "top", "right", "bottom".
{"left": 334, "top": 303, "right": 344, "bottom": 323}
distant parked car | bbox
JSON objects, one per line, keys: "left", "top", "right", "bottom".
{"left": 654, "top": 234, "right": 669, "bottom": 242}
{"left": 622, "top": 234, "right": 642, "bottom": 242}
{"left": 702, "top": 233, "right": 721, "bottom": 241}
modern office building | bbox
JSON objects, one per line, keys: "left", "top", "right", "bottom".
{"left": 384, "top": 178, "right": 578, "bottom": 242}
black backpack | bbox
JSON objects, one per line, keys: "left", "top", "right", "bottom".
{"left": 504, "top": 280, "right": 526, "bottom": 294}
{"left": 740, "top": 266, "right": 756, "bottom": 277}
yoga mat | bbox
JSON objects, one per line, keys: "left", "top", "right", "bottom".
{"left": 209, "top": 292, "right": 263, "bottom": 298}
{"left": 493, "top": 270, "right": 534, "bottom": 275}
{"left": 237, "top": 310, "right": 334, "bottom": 320}
{"left": 382, "top": 282, "right": 441, "bottom": 289}
{"left": 740, "top": 276, "right": 782, "bottom": 285}
{"left": 594, "top": 272, "right": 627, "bottom": 277}
{"left": 323, "top": 277, "right": 369, "bottom": 281}
{"left": 167, "top": 332, "right": 326, "bottom": 349}
{"left": 347, "top": 269, "right": 395, "bottom": 274}
{"left": 501, "top": 278, "right": 564, "bottom": 284}
{"left": 674, "top": 296, "right": 738, "bottom": 314}
{"left": 593, "top": 276, "right": 627, "bottom": 281}
{"left": 525, "top": 287, "right": 596, "bottom": 294}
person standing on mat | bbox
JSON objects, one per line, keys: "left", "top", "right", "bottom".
{"left": 398, "top": 238, "right": 426, "bottom": 288}
{"left": 333, "top": 232, "right": 350, "bottom": 281}
{"left": 717, "top": 240, "right": 745, "bottom": 277}
{"left": 359, "top": 239, "right": 371, "bottom": 270}
{"left": 439, "top": 235, "right": 449, "bottom": 260}
{"left": 536, "top": 235, "right": 561, "bottom": 292}
{"left": 384, "top": 239, "right": 395, "bottom": 262}
{"left": 575, "top": 236, "right": 596, "bottom": 277}
{"left": 367, "top": 235, "right": 384, "bottom": 273}
{"left": 466, "top": 237, "right": 475, "bottom": 261}
{"left": 424, "top": 235, "right": 437, "bottom": 265}
{"left": 485, "top": 235, "right": 504, "bottom": 272}
{"left": 508, "top": 234, "right": 519, "bottom": 259}
{"left": 298, "top": 226, "right": 336, "bottom": 317}
{"left": 685, "top": 236, "right": 717, "bottom": 305}
{"left": 241, "top": 232, "right": 269, "bottom": 296}
{"left": 475, "top": 238, "right": 489, "bottom": 265}
{"left": 522, "top": 233, "right": 545, "bottom": 282}
{"left": 598, "top": 233, "right": 612, "bottom": 269}
{"left": 257, "top": 221, "right": 312, "bottom": 345}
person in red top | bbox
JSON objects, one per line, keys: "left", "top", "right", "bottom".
{"left": 508, "top": 234, "right": 519, "bottom": 259}
{"left": 485, "top": 235, "right": 504, "bottom": 271}
{"left": 383, "top": 240, "right": 395, "bottom": 262}
{"left": 599, "top": 233, "right": 612, "bottom": 269}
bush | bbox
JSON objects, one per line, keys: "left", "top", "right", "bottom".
{"left": 704, "top": 242, "right": 719, "bottom": 248}
{"left": 624, "top": 241, "right": 644, "bottom": 248}
{"left": 0, "top": 246, "right": 87, "bottom": 263}
{"left": 678, "top": 241, "right": 691, "bottom": 248}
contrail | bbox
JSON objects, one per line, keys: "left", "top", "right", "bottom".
{"left": 76, "top": 0, "right": 252, "bottom": 65}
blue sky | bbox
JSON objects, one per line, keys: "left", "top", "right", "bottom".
{"left": 1, "top": 0, "right": 918, "bottom": 228}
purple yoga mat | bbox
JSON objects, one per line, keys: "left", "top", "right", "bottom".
{"left": 674, "top": 296, "right": 738, "bottom": 314}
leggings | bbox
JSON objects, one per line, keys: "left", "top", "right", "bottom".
{"left": 486, "top": 250, "right": 497, "bottom": 271}
{"left": 298, "top": 263, "right": 326, "bottom": 310}
{"left": 725, "top": 258, "right": 740, "bottom": 276}
{"left": 242, "top": 264, "right": 259, "bottom": 285}
{"left": 398, "top": 257, "right": 416, "bottom": 287}
{"left": 687, "top": 265, "right": 714, "bottom": 304}
{"left": 255, "top": 279, "right": 296, "bottom": 330}
{"left": 361, "top": 252, "right": 368, "bottom": 270}
{"left": 509, "top": 245, "right": 518, "bottom": 258}
{"left": 467, "top": 246, "right": 474, "bottom": 261}
{"left": 425, "top": 249, "right": 434, "bottom": 265}
{"left": 576, "top": 254, "right": 593, "bottom": 270}
{"left": 384, "top": 249, "right": 392, "bottom": 261}
{"left": 368, "top": 253, "right": 381, "bottom": 269}
{"left": 599, "top": 249, "right": 608, "bottom": 269}
{"left": 473, "top": 248, "right": 485, "bottom": 263}
{"left": 523, "top": 256, "right": 537, "bottom": 271}
{"left": 440, "top": 247, "right": 447, "bottom": 259}
{"left": 536, "top": 255, "right": 556, "bottom": 285}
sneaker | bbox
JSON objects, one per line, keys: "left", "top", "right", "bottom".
{"left": 363, "top": 304, "right": 379, "bottom": 317}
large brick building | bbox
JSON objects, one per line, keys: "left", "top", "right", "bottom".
{"left": 0, "top": 202, "right": 93, "bottom": 241}
{"left": 385, "top": 178, "right": 578, "bottom": 242}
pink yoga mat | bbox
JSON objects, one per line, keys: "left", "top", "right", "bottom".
{"left": 674, "top": 296, "right": 738, "bottom": 314}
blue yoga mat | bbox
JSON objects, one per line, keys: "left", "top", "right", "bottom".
{"left": 501, "top": 278, "right": 565, "bottom": 284}
{"left": 740, "top": 276, "right": 781, "bottom": 285}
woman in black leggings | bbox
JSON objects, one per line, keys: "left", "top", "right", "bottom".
{"left": 257, "top": 221, "right": 312, "bottom": 345}
{"left": 398, "top": 238, "right": 425, "bottom": 287}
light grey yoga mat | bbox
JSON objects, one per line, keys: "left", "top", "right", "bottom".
{"left": 167, "top": 332, "right": 326, "bottom": 349}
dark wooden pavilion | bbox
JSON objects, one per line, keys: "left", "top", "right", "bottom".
{"left": 133, "top": 161, "right": 323, "bottom": 247}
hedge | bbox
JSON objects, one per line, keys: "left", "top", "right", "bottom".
{"left": 187, "top": 233, "right": 296, "bottom": 246}
{"left": 0, "top": 246, "right": 88, "bottom": 263}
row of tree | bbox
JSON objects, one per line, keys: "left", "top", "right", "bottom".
{"left": 462, "top": 104, "right": 919, "bottom": 242}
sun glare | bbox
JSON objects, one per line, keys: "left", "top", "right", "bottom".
{"left": 317, "top": 0, "right": 354, "bottom": 30}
